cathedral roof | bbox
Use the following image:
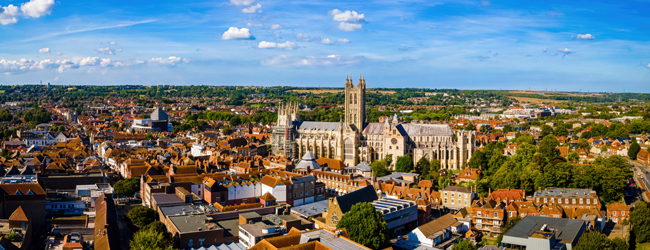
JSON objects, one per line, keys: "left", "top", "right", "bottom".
{"left": 295, "top": 121, "right": 340, "bottom": 131}
{"left": 362, "top": 122, "right": 454, "bottom": 136}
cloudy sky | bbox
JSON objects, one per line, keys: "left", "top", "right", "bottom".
{"left": 1, "top": 0, "right": 649, "bottom": 92}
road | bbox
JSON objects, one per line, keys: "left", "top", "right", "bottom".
{"left": 630, "top": 159, "right": 650, "bottom": 203}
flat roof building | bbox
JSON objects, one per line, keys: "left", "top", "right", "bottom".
{"left": 500, "top": 216, "right": 587, "bottom": 250}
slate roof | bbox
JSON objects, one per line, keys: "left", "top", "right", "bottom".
{"left": 335, "top": 185, "right": 378, "bottom": 214}
{"left": 296, "top": 152, "right": 321, "bottom": 170}
{"left": 295, "top": 121, "right": 340, "bottom": 131}
{"left": 362, "top": 123, "right": 454, "bottom": 136}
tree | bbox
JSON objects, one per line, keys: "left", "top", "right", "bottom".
{"left": 631, "top": 203, "right": 650, "bottom": 243}
{"left": 371, "top": 158, "right": 392, "bottom": 177}
{"left": 541, "top": 125, "right": 554, "bottom": 137}
{"left": 222, "top": 126, "right": 233, "bottom": 135}
{"left": 567, "top": 152, "right": 579, "bottom": 162}
{"left": 497, "top": 217, "right": 521, "bottom": 244}
{"left": 538, "top": 134, "right": 561, "bottom": 160}
{"left": 577, "top": 139, "right": 590, "bottom": 150}
{"left": 336, "top": 202, "right": 390, "bottom": 249}
{"left": 554, "top": 126, "right": 569, "bottom": 137}
{"left": 395, "top": 155, "right": 414, "bottom": 173}
{"left": 574, "top": 231, "right": 627, "bottom": 250}
{"left": 127, "top": 206, "right": 157, "bottom": 227}
{"left": 142, "top": 221, "right": 171, "bottom": 243}
{"left": 113, "top": 177, "right": 140, "bottom": 196}
{"left": 130, "top": 229, "right": 172, "bottom": 250}
{"left": 452, "top": 239, "right": 477, "bottom": 250}
{"left": 416, "top": 157, "right": 430, "bottom": 177}
{"left": 629, "top": 141, "right": 641, "bottom": 160}
{"left": 465, "top": 123, "right": 475, "bottom": 131}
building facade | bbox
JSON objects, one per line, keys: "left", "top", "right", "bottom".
{"left": 272, "top": 76, "right": 475, "bottom": 169}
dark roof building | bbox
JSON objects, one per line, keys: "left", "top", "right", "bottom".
{"left": 500, "top": 216, "right": 586, "bottom": 250}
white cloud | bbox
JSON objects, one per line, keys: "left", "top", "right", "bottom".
{"left": 330, "top": 9, "right": 365, "bottom": 22}
{"left": 55, "top": 52, "right": 64, "bottom": 56}
{"left": 221, "top": 27, "right": 254, "bottom": 40}
{"left": 149, "top": 56, "right": 189, "bottom": 66}
{"left": 296, "top": 33, "right": 311, "bottom": 41}
{"left": 481, "top": 1, "right": 491, "bottom": 6}
{"left": 242, "top": 3, "right": 261, "bottom": 13}
{"left": 230, "top": 0, "right": 255, "bottom": 6}
{"left": 247, "top": 22, "right": 262, "bottom": 27}
{"left": 109, "top": 41, "right": 117, "bottom": 45}
{"left": 261, "top": 54, "right": 365, "bottom": 67}
{"left": 576, "top": 34, "right": 595, "bottom": 40}
{"left": 38, "top": 47, "right": 50, "bottom": 53}
{"left": 20, "top": 0, "right": 54, "bottom": 18}
{"left": 0, "top": 55, "right": 190, "bottom": 74}
{"left": 258, "top": 41, "right": 297, "bottom": 50}
{"left": 96, "top": 47, "right": 118, "bottom": 55}
{"left": 321, "top": 38, "right": 333, "bottom": 44}
{"left": 558, "top": 48, "right": 572, "bottom": 53}
{"left": 270, "top": 24, "right": 282, "bottom": 30}
{"left": 338, "top": 22, "right": 362, "bottom": 31}
{"left": 0, "top": 5, "right": 20, "bottom": 25}
{"left": 647, "top": 63, "right": 650, "bottom": 68}
{"left": 337, "top": 39, "right": 350, "bottom": 43}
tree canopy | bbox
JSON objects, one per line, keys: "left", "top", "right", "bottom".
{"left": 130, "top": 229, "right": 173, "bottom": 250}
{"left": 127, "top": 206, "right": 157, "bottom": 227}
{"left": 452, "top": 239, "right": 477, "bottom": 250}
{"left": 631, "top": 203, "right": 650, "bottom": 244}
{"left": 336, "top": 202, "right": 390, "bottom": 249}
{"left": 629, "top": 141, "right": 641, "bottom": 160}
{"left": 113, "top": 177, "right": 140, "bottom": 197}
{"left": 574, "top": 231, "right": 627, "bottom": 250}
{"left": 395, "top": 155, "right": 414, "bottom": 173}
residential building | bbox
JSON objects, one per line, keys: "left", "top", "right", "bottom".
{"left": 441, "top": 186, "right": 476, "bottom": 210}
{"left": 607, "top": 203, "right": 630, "bottom": 224}
{"left": 472, "top": 197, "right": 506, "bottom": 236}
{"left": 500, "top": 216, "right": 586, "bottom": 250}
{"left": 406, "top": 213, "right": 464, "bottom": 249}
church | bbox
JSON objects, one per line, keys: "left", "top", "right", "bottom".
{"left": 271, "top": 76, "right": 475, "bottom": 170}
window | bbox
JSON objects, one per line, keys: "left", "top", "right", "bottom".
{"left": 544, "top": 198, "right": 547, "bottom": 203}
{"left": 444, "top": 198, "right": 448, "bottom": 203}
{"left": 580, "top": 198, "right": 583, "bottom": 204}
{"left": 572, "top": 199, "right": 576, "bottom": 204}
{"left": 551, "top": 198, "right": 554, "bottom": 203}
{"left": 451, "top": 198, "right": 455, "bottom": 205}
{"left": 565, "top": 198, "right": 569, "bottom": 204}
{"left": 613, "top": 211, "right": 617, "bottom": 216}
{"left": 477, "top": 211, "right": 482, "bottom": 217}
{"left": 594, "top": 199, "right": 597, "bottom": 204}
{"left": 587, "top": 199, "right": 590, "bottom": 204}
{"left": 451, "top": 193, "right": 455, "bottom": 197}
{"left": 536, "top": 198, "right": 539, "bottom": 203}
{"left": 288, "top": 193, "right": 292, "bottom": 198}
{"left": 494, "top": 212, "right": 498, "bottom": 218}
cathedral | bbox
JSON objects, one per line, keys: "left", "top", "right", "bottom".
{"left": 271, "top": 76, "right": 475, "bottom": 170}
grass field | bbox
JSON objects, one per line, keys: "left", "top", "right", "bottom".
{"left": 0, "top": 90, "right": 5, "bottom": 93}
{"left": 509, "top": 96, "right": 568, "bottom": 103}
{"left": 288, "top": 89, "right": 395, "bottom": 95}
{"left": 509, "top": 90, "right": 603, "bottom": 97}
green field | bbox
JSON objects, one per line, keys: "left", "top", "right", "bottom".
{"left": 0, "top": 90, "right": 5, "bottom": 93}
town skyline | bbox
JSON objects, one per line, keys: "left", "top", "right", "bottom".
{"left": 1, "top": 0, "right": 649, "bottom": 91}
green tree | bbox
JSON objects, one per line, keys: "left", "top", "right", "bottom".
{"left": 336, "top": 202, "right": 390, "bottom": 249}
{"left": 567, "top": 152, "right": 579, "bottom": 162}
{"left": 577, "top": 139, "right": 590, "bottom": 150}
{"left": 452, "top": 239, "right": 477, "bottom": 250}
{"left": 371, "top": 157, "right": 392, "bottom": 177}
{"left": 395, "top": 155, "right": 414, "bottom": 173}
{"left": 222, "top": 126, "right": 233, "bottom": 136}
{"left": 541, "top": 125, "right": 554, "bottom": 137}
{"left": 554, "top": 125, "right": 569, "bottom": 137}
{"left": 628, "top": 141, "right": 641, "bottom": 160}
{"left": 416, "top": 157, "right": 430, "bottom": 177}
{"left": 127, "top": 206, "right": 157, "bottom": 227}
{"left": 142, "top": 221, "right": 171, "bottom": 243}
{"left": 538, "top": 134, "right": 561, "bottom": 160}
{"left": 465, "top": 123, "right": 475, "bottom": 131}
{"left": 575, "top": 231, "right": 627, "bottom": 250}
{"left": 130, "top": 229, "right": 173, "bottom": 250}
{"left": 631, "top": 203, "right": 650, "bottom": 243}
{"left": 113, "top": 177, "right": 140, "bottom": 196}
{"left": 497, "top": 217, "right": 521, "bottom": 244}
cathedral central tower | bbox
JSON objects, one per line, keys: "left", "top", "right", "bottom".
{"left": 344, "top": 75, "right": 366, "bottom": 130}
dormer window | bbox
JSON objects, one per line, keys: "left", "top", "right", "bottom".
{"left": 14, "top": 190, "right": 22, "bottom": 195}
{"left": 27, "top": 190, "right": 34, "bottom": 195}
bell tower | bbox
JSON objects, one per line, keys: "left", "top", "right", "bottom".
{"left": 344, "top": 75, "right": 366, "bottom": 130}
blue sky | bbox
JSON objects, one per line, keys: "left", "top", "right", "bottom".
{"left": 1, "top": 0, "right": 649, "bottom": 92}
